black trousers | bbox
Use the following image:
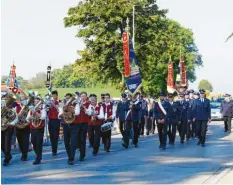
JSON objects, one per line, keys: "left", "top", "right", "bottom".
{"left": 119, "top": 120, "right": 126, "bottom": 137}
{"left": 223, "top": 116, "right": 232, "bottom": 131}
{"left": 139, "top": 116, "right": 146, "bottom": 135}
{"left": 31, "top": 128, "right": 44, "bottom": 161}
{"left": 16, "top": 126, "right": 30, "bottom": 158}
{"left": 48, "top": 119, "right": 61, "bottom": 154}
{"left": 157, "top": 122, "right": 168, "bottom": 146}
{"left": 196, "top": 120, "right": 208, "bottom": 144}
{"left": 168, "top": 119, "right": 178, "bottom": 144}
{"left": 88, "top": 125, "right": 101, "bottom": 153}
{"left": 191, "top": 120, "right": 196, "bottom": 137}
{"left": 187, "top": 120, "right": 192, "bottom": 139}
{"left": 76, "top": 123, "right": 88, "bottom": 158}
{"left": 1, "top": 127, "right": 14, "bottom": 162}
{"left": 180, "top": 119, "right": 188, "bottom": 141}
{"left": 146, "top": 118, "right": 156, "bottom": 134}
{"left": 63, "top": 124, "right": 78, "bottom": 161}
{"left": 102, "top": 129, "right": 112, "bottom": 150}
{"left": 123, "top": 121, "right": 139, "bottom": 146}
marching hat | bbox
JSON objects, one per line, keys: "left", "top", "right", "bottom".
{"left": 168, "top": 93, "right": 174, "bottom": 98}
{"left": 199, "top": 89, "right": 205, "bottom": 94}
{"left": 121, "top": 93, "right": 127, "bottom": 98}
{"left": 224, "top": 93, "right": 231, "bottom": 97}
{"left": 159, "top": 92, "right": 166, "bottom": 97}
{"left": 74, "top": 91, "right": 79, "bottom": 96}
{"left": 89, "top": 94, "right": 97, "bottom": 98}
{"left": 179, "top": 93, "right": 185, "bottom": 97}
{"left": 189, "top": 89, "right": 194, "bottom": 93}
{"left": 194, "top": 91, "right": 200, "bottom": 95}
{"left": 101, "top": 93, "right": 105, "bottom": 97}
{"left": 184, "top": 91, "right": 190, "bottom": 95}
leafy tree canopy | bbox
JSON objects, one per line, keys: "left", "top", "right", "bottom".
{"left": 198, "top": 79, "right": 213, "bottom": 92}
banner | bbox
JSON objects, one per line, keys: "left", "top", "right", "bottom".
{"left": 46, "top": 65, "right": 52, "bottom": 94}
{"left": 167, "top": 61, "right": 175, "bottom": 93}
{"left": 6, "top": 64, "right": 19, "bottom": 93}
{"left": 122, "top": 32, "right": 130, "bottom": 77}
{"left": 180, "top": 56, "right": 187, "bottom": 87}
{"left": 122, "top": 33, "right": 142, "bottom": 95}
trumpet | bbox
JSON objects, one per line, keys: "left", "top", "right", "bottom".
{"left": 90, "top": 106, "right": 97, "bottom": 122}
{"left": 63, "top": 96, "right": 76, "bottom": 124}
{"left": 31, "top": 97, "right": 44, "bottom": 128}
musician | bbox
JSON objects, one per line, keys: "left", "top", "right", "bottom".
{"left": 220, "top": 94, "right": 233, "bottom": 133}
{"left": 193, "top": 89, "right": 211, "bottom": 147}
{"left": 59, "top": 93, "right": 80, "bottom": 165}
{"left": 26, "top": 97, "right": 46, "bottom": 165}
{"left": 15, "top": 98, "right": 31, "bottom": 162}
{"left": 167, "top": 93, "right": 181, "bottom": 146}
{"left": 47, "top": 90, "right": 61, "bottom": 156}
{"left": 1, "top": 94, "right": 19, "bottom": 166}
{"left": 102, "top": 93, "right": 116, "bottom": 152}
{"left": 122, "top": 94, "right": 141, "bottom": 148}
{"left": 116, "top": 93, "right": 130, "bottom": 137}
{"left": 138, "top": 94, "right": 148, "bottom": 136}
{"left": 153, "top": 92, "right": 169, "bottom": 150}
{"left": 178, "top": 93, "right": 189, "bottom": 143}
{"left": 75, "top": 92, "right": 89, "bottom": 161}
{"left": 86, "top": 95, "right": 104, "bottom": 156}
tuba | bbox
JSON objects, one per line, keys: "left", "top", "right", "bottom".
{"left": 31, "top": 97, "right": 44, "bottom": 128}
{"left": 1, "top": 94, "right": 17, "bottom": 131}
{"left": 63, "top": 96, "right": 76, "bottom": 124}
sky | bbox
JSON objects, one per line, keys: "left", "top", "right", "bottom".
{"left": 1, "top": 0, "right": 233, "bottom": 93}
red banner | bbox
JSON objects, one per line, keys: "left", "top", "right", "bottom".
{"left": 122, "top": 32, "right": 130, "bottom": 77}
{"left": 167, "top": 61, "right": 175, "bottom": 93}
{"left": 180, "top": 56, "right": 187, "bottom": 86}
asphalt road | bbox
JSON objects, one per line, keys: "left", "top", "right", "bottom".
{"left": 1, "top": 121, "right": 233, "bottom": 184}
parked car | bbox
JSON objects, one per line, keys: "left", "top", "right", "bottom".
{"left": 210, "top": 101, "right": 222, "bottom": 121}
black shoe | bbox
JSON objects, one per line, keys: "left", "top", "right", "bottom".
{"left": 33, "top": 160, "right": 41, "bottom": 165}
{"left": 3, "top": 160, "right": 9, "bottom": 166}
{"left": 105, "top": 148, "right": 110, "bottom": 152}
{"left": 52, "top": 153, "right": 57, "bottom": 156}
{"left": 201, "top": 144, "right": 205, "bottom": 147}
{"left": 224, "top": 130, "right": 227, "bottom": 132}
{"left": 135, "top": 144, "right": 138, "bottom": 148}
{"left": 146, "top": 132, "right": 149, "bottom": 136}
{"left": 68, "top": 160, "right": 74, "bottom": 165}
{"left": 21, "top": 156, "right": 27, "bottom": 161}
{"left": 197, "top": 141, "right": 201, "bottom": 145}
{"left": 122, "top": 143, "right": 128, "bottom": 149}
{"left": 180, "top": 140, "right": 184, "bottom": 144}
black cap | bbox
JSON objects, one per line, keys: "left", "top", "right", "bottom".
{"left": 224, "top": 93, "right": 231, "bottom": 97}
{"left": 184, "top": 91, "right": 190, "bottom": 95}
{"left": 168, "top": 93, "right": 174, "bottom": 98}
{"left": 121, "top": 93, "right": 127, "bottom": 98}
{"left": 179, "top": 93, "right": 185, "bottom": 97}
{"left": 194, "top": 91, "right": 200, "bottom": 95}
{"left": 159, "top": 92, "right": 166, "bottom": 96}
{"left": 74, "top": 91, "right": 79, "bottom": 96}
{"left": 199, "top": 89, "right": 205, "bottom": 94}
{"left": 89, "top": 94, "right": 97, "bottom": 98}
{"left": 189, "top": 89, "right": 194, "bottom": 93}
{"left": 101, "top": 93, "right": 105, "bottom": 97}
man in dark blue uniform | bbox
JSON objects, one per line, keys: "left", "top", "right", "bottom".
{"left": 138, "top": 94, "right": 148, "bottom": 136}
{"left": 221, "top": 94, "right": 233, "bottom": 133}
{"left": 153, "top": 92, "right": 169, "bottom": 150}
{"left": 178, "top": 93, "right": 189, "bottom": 143}
{"left": 167, "top": 93, "right": 181, "bottom": 146}
{"left": 116, "top": 93, "right": 130, "bottom": 137}
{"left": 193, "top": 89, "right": 211, "bottom": 147}
{"left": 187, "top": 89, "right": 196, "bottom": 140}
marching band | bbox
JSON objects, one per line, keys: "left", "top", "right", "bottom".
{"left": 1, "top": 89, "right": 232, "bottom": 166}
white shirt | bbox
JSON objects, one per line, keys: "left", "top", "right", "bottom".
{"left": 26, "top": 108, "right": 47, "bottom": 122}
{"left": 58, "top": 103, "right": 80, "bottom": 118}
{"left": 86, "top": 104, "right": 104, "bottom": 120}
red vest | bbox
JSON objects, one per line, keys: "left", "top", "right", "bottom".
{"left": 74, "top": 102, "right": 89, "bottom": 124}
{"left": 29, "top": 109, "right": 45, "bottom": 129}
{"left": 48, "top": 100, "right": 60, "bottom": 120}
{"left": 103, "top": 103, "right": 113, "bottom": 120}
{"left": 88, "top": 105, "right": 103, "bottom": 126}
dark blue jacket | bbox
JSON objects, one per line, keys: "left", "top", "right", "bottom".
{"left": 187, "top": 98, "right": 196, "bottom": 120}
{"left": 141, "top": 99, "right": 148, "bottom": 117}
{"left": 126, "top": 100, "right": 140, "bottom": 121}
{"left": 153, "top": 100, "right": 169, "bottom": 121}
{"left": 167, "top": 101, "right": 181, "bottom": 121}
{"left": 116, "top": 100, "right": 130, "bottom": 121}
{"left": 179, "top": 101, "right": 189, "bottom": 121}
{"left": 193, "top": 98, "right": 211, "bottom": 121}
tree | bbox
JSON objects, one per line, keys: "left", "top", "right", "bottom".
{"left": 1, "top": 76, "right": 8, "bottom": 84}
{"left": 198, "top": 79, "right": 213, "bottom": 92}
{"left": 64, "top": 0, "right": 203, "bottom": 95}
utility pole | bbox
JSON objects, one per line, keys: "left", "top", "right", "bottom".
{"left": 132, "top": 5, "right": 135, "bottom": 49}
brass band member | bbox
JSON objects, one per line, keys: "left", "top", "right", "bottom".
{"left": 58, "top": 93, "right": 80, "bottom": 165}
{"left": 1, "top": 94, "right": 19, "bottom": 166}
{"left": 26, "top": 97, "right": 47, "bottom": 165}
{"left": 102, "top": 93, "right": 116, "bottom": 152}
{"left": 75, "top": 92, "right": 89, "bottom": 161}
{"left": 86, "top": 94, "right": 104, "bottom": 156}
{"left": 47, "top": 90, "right": 61, "bottom": 156}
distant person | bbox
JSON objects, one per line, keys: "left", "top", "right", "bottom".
{"left": 220, "top": 94, "right": 233, "bottom": 133}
